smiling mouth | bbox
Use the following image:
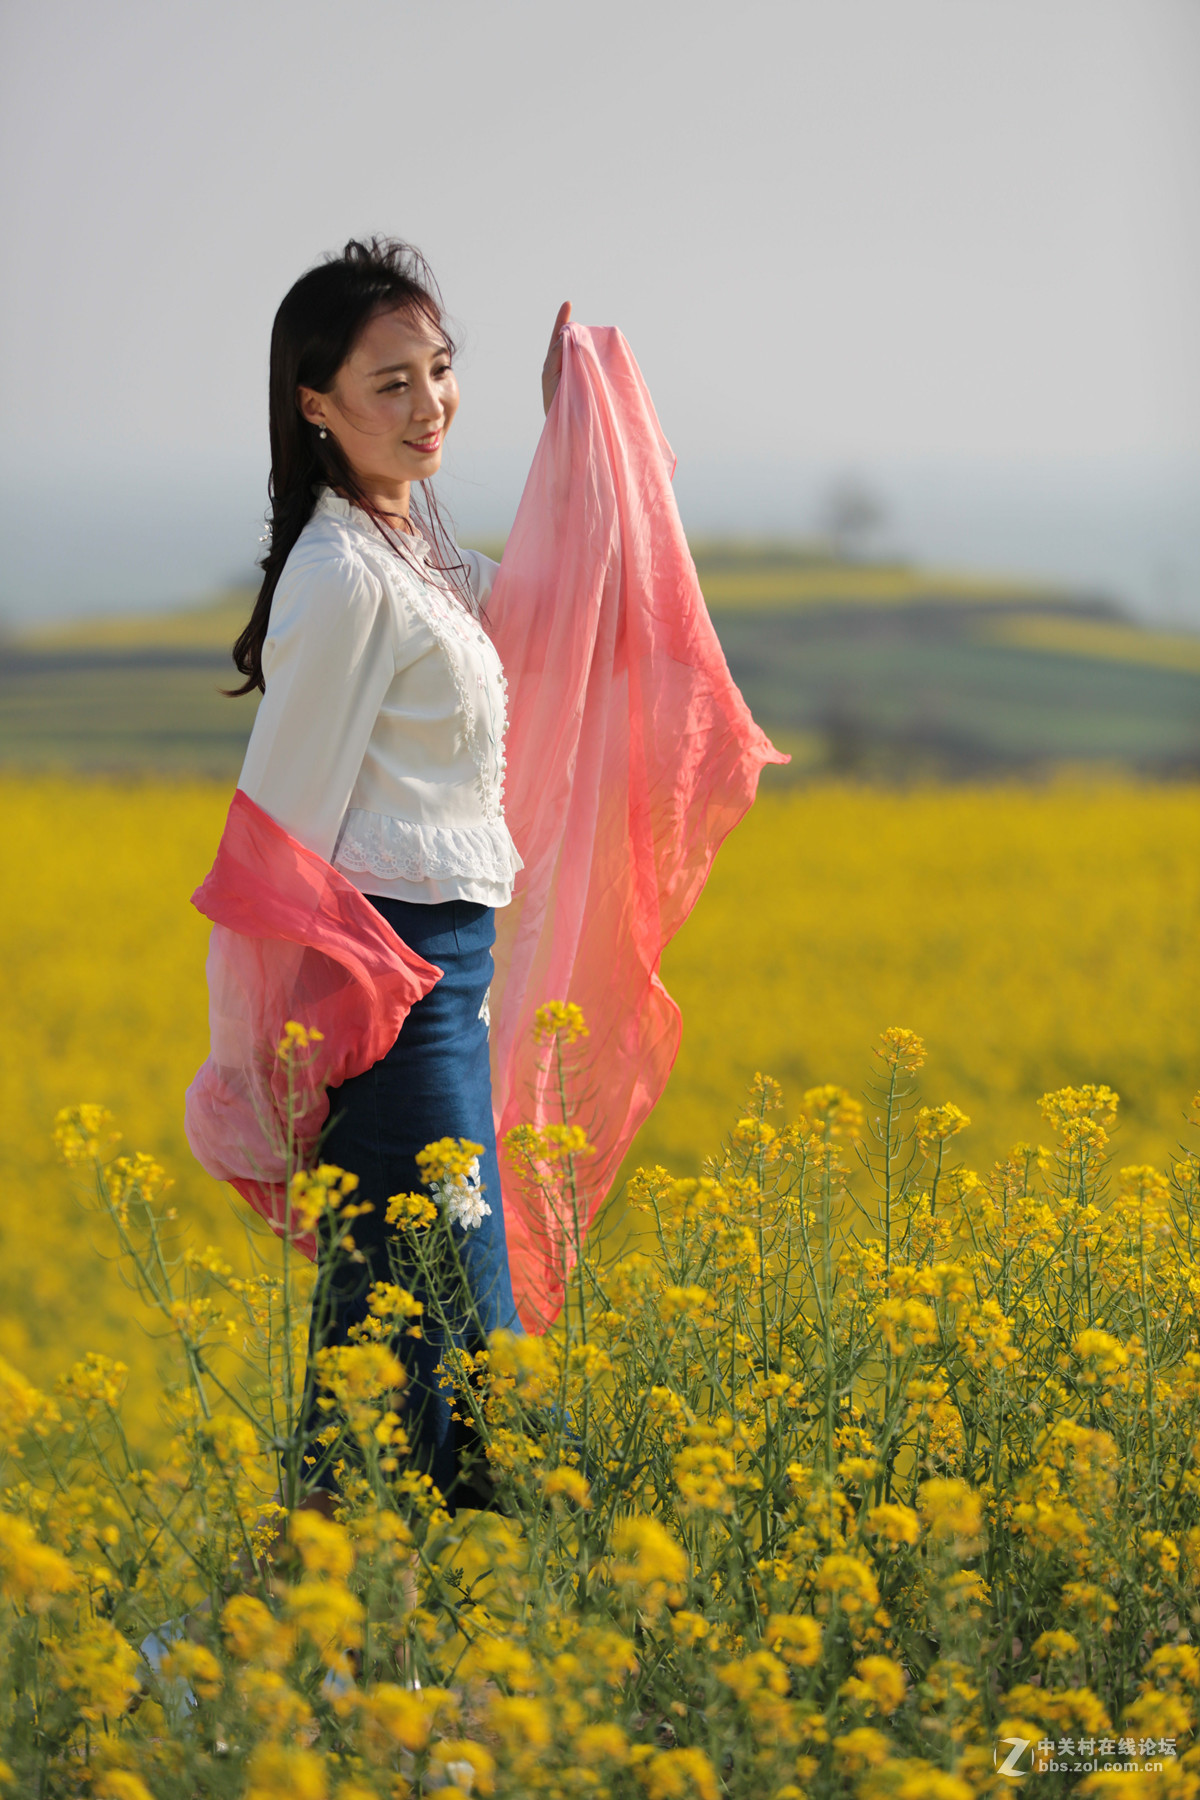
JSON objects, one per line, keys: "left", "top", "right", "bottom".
{"left": 406, "top": 430, "right": 443, "bottom": 453}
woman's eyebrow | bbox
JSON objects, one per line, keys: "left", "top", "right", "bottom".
{"left": 369, "top": 344, "right": 451, "bottom": 378}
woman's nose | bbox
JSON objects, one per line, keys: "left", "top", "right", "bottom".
{"left": 411, "top": 380, "right": 440, "bottom": 421}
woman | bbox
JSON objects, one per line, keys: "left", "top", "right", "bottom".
{"left": 225, "top": 238, "right": 564, "bottom": 1512}
{"left": 188, "top": 234, "right": 785, "bottom": 1518}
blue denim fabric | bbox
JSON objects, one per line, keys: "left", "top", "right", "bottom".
{"left": 302, "top": 896, "right": 526, "bottom": 1512}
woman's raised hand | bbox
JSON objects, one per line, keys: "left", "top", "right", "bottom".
{"left": 542, "top": 301, "right": 572, "bottom": 416}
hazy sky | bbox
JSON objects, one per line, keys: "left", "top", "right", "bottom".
{"left": 1, "top": 0, "right": 1198, "bottom": 619}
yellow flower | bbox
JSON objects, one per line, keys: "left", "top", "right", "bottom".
{"left": 841, "top": 1655, "right": 908, "bottom": 1714}
{"left": 764, "top": 1613, "right": 823, "bottom": 1666}
{"left": 878, "top": 1297, "right": 939, "bottom": 1355}
{"left": 237, "top": 1668, "right": 314, "bottom": 1737}
{"left": 162, "top": 1640, "right": 222, "bottom": 1700}
{"left": 875, "top": 1026, "right": 926, "bottom": 1074}
{"left": 365, "top": 1281, "right": 424, "bottom": 1324}
{"left": 1119, "top": 1688, "right": 1193, "bottom": 1747}
{"left": 52, "top": 1619, "right": 140, "bottom": 1721}
{"left": 659, "top": 1284, "right": 716, "bottom": 1324}
{"left": 289, "top": 1163, "right": 359, "bottom": 1230}
{"left": 417, "top": 1136, "right": 486, "bottom": 1186}
{"left": 916, "top": 1102, "right": 970, "bottom": 1151}
{"left": 0, "top": 1511, "right": 77, "bottom": 1610}
{"left": 221, "top": 1594, "right": 293, "bottom": 1665}
{"left": 1138, "top": 1529, "right": 1179, "bottom": 1579}
{"left": 276, "top": 1020, "right": 326, "bottom": 1062}
{"left": 385, "top": 1190, "right": 439, "bottom": 1229}
{"left": 533, "top": 1000, "right": 589, "bottom": 1044}
{"left": 356, "top": 1680, "right": 459, "bottom": 1752}
{"left": 815, "top": 1554, "right": 880, "bottom": 1616}
{"left": 284, "top": 1580, "right": 365, "bottom": 1662}
{"left": 53, "top": 1102, "right": 121, "bottom": 1165}
{"left": 573, "top": 1627, "right": 640, "bottom": 1686}
{"left": 486, "top": 1329, "right": 559, "bottom": 1404}
{"left": 94, "top": 1776, "right": 157, "bottom": 1800}
{"left": 460, "top": 1637, "right": 538, "bottom": 1691}
{"left": 832, "top": 1728, "right": 892, "bottom": 1772}
{"left": 0, "top": 1357, "right": 60, "bottom": 1453}
{"left": 1012, "top": 1491, "right": 1089, "bottom": 1555}
{"left": 244, "top": 1743, "right": 327, "bottom": 1800}
{"left": 864, "top": 1503, "right": 921, "bottom": 1547}
{"left": 1033, "top": 1630, "right": 1080, "bottom": 1662}
{"left": 315, "top": 1343, "right": 407, "bottom": 1420}
{"left": 957, "top": 1298, "right": 1019, "bottom": 1373}
{"left": 108, "top": 1151, "right": 174, "bottom": 1223}
{"left": 731, "top": 1116, "right": 779, "bottom": 1156}
{"left": 718, "top": 1649, "right": 790, "bottom": 1702}
{"left": 290, "top": 1509, "right": 355, "bottom": 1580}
{"left": 1117, "top": 1162, "right": 1171, "bottom": 1206}
{"left": 1001, "top": 1681, "right": 1112, "bottom": 1738}
{"left": 57, "top": 1350, "right": 128, "bottom": 1414}
{"left": 1073, "top": 1328, "right": 1130, "bottom": 1384}
{"left": 804, "top": 1084, "right": 864, "bottom": 1139}
{"left": 204, "top": 1410, "right": 259, "bottom": 1466}
{"left": 608, "top": 1516, "right": 689, "bottom": 1591}
{"left": 1039, "top": 1083, "right": 1120, "bottom": 1134}
{"left": 638, "top": 1747, "right": 719, "bottom": 1800}
{"left": 542, "top": 1465, "right": 592, "bottom": 1508}
{"left": 486, "top": 1694, "right": 552, "bottom": 1748}
{"left": 858, "top": 1758, "right": 972, "bottom": 1800}
{"left": 1144, "top": 1644, "right": 1200, "bottom": 1690}
{"left": 838, "top": 1455, "right": 880, "bottom": 1486}
{"left": 1062, "top": 1582, "right": 1118, "bottom": 1631}
{"left": 673, "top": 1439, "right": 741, "bottom": 1514}
{"left": 576, "top": 1722, "right": 630, "bottom": 1763}
{"left": 504, "top": 1121, "right": 597, "bottom": 1165}
{"left": 917, "top": 1478, "right": 983, "bottom": 1551}
{"left": 430, "top": 1739, "right": 497, "bottom": 1796}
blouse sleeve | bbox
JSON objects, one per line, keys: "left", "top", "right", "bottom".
{"left": 460, "top": 546, "right": 502, "bottom": 610}
{"left": 237, "top": 549, "right": 396, "bottom": 863}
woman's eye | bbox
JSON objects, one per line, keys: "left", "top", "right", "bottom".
{"left": 380, "top": 380, "right": 408, "bottom": 393}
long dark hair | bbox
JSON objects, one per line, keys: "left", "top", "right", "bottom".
{"left": 229, "top": 236, "right": 473, "bottom": 697}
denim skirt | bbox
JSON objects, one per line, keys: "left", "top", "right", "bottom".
{"left": 301, "top": 896, "right": 525, "bottom": 1511}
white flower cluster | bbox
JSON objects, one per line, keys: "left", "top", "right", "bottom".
{"left": 433, "top": 1156, "right": 493, "bottom": 1231}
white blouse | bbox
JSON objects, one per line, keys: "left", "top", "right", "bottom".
{"left": 237, "top": 487, "right": 522, "bottom": 908}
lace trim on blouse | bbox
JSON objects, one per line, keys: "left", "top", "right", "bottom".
{"left": 386, "top": 559, "right": 510, "bottom": 826}
{"left": 323, "top": 496, "right": 512, "bottom": 830}
{"left": 333, "top": 809, "right": 524, "bottom": 885}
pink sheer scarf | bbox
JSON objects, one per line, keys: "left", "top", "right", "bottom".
{"left": 183, "top": 788, "right": 442, "bottom": 1259}
{"left": 185, "top": 323, "right": 786, "bottom": 1326}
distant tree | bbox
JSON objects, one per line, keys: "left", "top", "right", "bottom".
{"left": 820, "top": 475, "right": 888, "bottom": 561}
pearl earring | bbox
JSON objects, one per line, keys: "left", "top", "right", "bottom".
{"left": 318, "top": 424, "right": 329, "bottom": 440}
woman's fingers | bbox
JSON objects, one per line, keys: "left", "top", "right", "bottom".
{"left": 547, "top": 299, "right": 572, "bottom": 353}
{"left": 542, "top": 301, "right": 572, "bottom": 416}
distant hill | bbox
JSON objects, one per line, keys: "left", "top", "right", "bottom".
{"left": 2, "top": 548, "right": 1198, "bottom": 780}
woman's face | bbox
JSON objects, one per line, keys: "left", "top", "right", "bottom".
{"left": 298, "top": 304, "right": 459, "bottom": 497}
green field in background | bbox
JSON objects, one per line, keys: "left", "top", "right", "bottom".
{"left": 2, "top": 546, "right": 1198, "bottom": 779}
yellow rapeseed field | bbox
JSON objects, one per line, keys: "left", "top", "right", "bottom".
{"left": 5, "top": 1019, "right": 1200, "bottom": 1795}
{"left": 1, "top": 773, "right": 1198, "bottom": 1438}
{"left": 639, "top": 778, "right": 1200, "bottom": 1185}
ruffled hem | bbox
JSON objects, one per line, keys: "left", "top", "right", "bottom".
{"left": 333, "top": 808, "right": 525, "bottom": 884}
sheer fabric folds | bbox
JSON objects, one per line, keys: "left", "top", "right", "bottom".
{"left": 483, "top": 325, "right": 787, "bottom": 1326}
{"left": 183, "top": 789, "right": 442, "bottom": 1259}
{"left": 185, "top": 322, "right": 786, "bottom": 1323}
